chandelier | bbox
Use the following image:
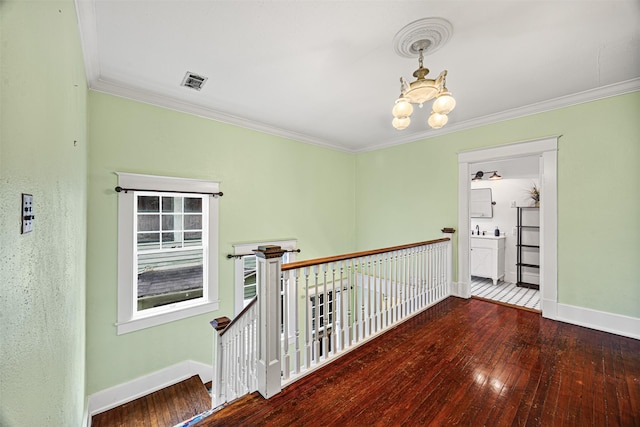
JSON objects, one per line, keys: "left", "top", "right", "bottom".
{"left": 391, "top": 18, "right": 456, "bottom": 130}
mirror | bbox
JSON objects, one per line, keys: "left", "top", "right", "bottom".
{"left": 470, "top": 188, "right": 493, "bottom": 218}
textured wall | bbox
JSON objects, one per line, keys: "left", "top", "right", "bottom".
{"left": 0, "top": 1, "right": 87, "bottom": 425}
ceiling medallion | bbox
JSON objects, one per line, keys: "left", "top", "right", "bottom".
{"left": 391, "top": 18, "right": 456, "bottom": 130}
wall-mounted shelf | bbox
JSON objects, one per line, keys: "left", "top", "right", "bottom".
{"left": 516, "top": 207, "right": 539, "bottom": 289}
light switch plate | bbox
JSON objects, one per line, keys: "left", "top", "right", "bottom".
{"left": 22, "top": 193, "right": 34, "bottom": 234}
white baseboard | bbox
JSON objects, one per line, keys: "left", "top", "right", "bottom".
{"left": 554, "top": 303, "right": 640, "bottom": 340}
{"left": 450, "top": 281, "right": 469, "bottom": 298}
{"left": 87, "top": 360, "right": 212, "bottom": 424}
{"left": 83, "top": 402, "right": 90, "bottom": 427}
{"left": 452, "top": 281, "right": 471, "bottom": 299}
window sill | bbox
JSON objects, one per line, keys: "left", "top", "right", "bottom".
{"left": 116, "top": 300, "right": 219, "bottom": 335}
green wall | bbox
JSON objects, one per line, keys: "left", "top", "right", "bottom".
{"left": 356, "top": 92, "right": 640, "bottom": 318}
{"left": 86, "top": 92, "right": 356, "bottom": 394}
{"left": 0, "top": 1, "right": 87, "bottom": 426}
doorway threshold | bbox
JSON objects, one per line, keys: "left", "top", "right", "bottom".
{"left": 471, "top": 276, "right": 540, "bottom": 313}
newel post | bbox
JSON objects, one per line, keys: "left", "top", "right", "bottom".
{"left": 254, "top": 245, "right": 285, "bottom": 399}
{"left": 441, "top": 228, "right": 456, "bottom": 296}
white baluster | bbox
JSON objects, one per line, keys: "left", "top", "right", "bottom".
{"left": 382, "top": 252, "right": 389, "bottom": 329}
{"left": 346, "top": 260, "right": 353, "bottom": 347}
{"left": 294, "top": 268, "right": 301, "bottom": 375}
{"left": 375, "top": 254, "right": 381, "bottom": 332}
{"left": 352, "top": 258, "right": 359, "bottom": 343}
{"left": 366, "top": 255, "right": 372, "bottom": 337}
{"left": 304, "top": 267, "right": 311, "bottom": 369}
{"left": 360, "top": 257, "right": 367, "bottom": 340}
{"left": 282, "top": 270, "right": 290, "bottom": 380}
{"left": 330, "top": 262, "right": 337, "bottom": 354}
{"left": 421, "top": 245, "right": 427, "bottom": 307}
{"left": 321, "top": 263, "right": 329, "bottom": 361}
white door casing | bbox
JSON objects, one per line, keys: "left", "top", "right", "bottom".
{"left": 457, "top": 136, "right": 559, "bottom": 319}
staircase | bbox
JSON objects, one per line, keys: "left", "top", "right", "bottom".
{"left": 91, "top": 375, "right": 211, "bottom": 427}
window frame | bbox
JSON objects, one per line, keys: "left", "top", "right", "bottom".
{"left": 233, "top": 239, "right": 297, "bottom": 338}
{"left": 116, "top": 173, "right": 219, "bottom": 335}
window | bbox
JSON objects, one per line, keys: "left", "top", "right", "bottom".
{"left": 310, "top": 289, "right": 338, "bottom": 357}
{"left": 117, "top": 173, "right": 219, "bottom": 334}
{"left": 311, "top": 291, "right": 334, "bottom": 331}
{"left": 233, "top": 240, "right": 296, "bottom": 336}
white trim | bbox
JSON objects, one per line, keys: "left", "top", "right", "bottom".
{"left": 457, "top": 137, "right": 559, "bottom": 315}
{"left": 449, "top": 281, "right": 463, "bottom": 298}
{"left": 116, "top": 172, "right": 220, "bottom": 193}
{"left": 83, "top": 403, "right": 90, "bottom": 427}
{"left": 116, "top": 173, "right": 219, "bottom": 334}
{"left": 555, "top": 303, "right": 640, "bottom": 341}
{"left": 91, "top": 79, "right": 352, "bottom": 153}
{"left": 75, "top": 0, "right": 100, "bottom": 85}
{"left": 458, "top": 137, "right": 559, "bottom": 163}
{"left": 89, "top": 78, "right": 640, "bottom": 155}
{"left": 87, "top": 360, "right": 212, "bottom": 420}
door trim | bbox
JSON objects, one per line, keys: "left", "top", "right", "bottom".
{"left": 457, "top": 136, "right": 559, "bottom": 319}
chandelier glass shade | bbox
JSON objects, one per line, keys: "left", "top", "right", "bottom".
{"left": 392, "top": 48, "right": 456, "bottom": 130}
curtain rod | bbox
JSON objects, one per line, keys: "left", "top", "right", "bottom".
{"left": 227, "top": 249, "right": 301, "bottom": 259}
{"left": 115, "top": 186, "right": 223, "bottom": 197}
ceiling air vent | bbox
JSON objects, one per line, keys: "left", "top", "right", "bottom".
{"left": 181, "top": 72, "right": 208, "bottom": 91}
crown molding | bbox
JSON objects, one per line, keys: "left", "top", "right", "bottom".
{"left": 359, "top": 78, "right": 640, "bottom": 153}
{"left": 89, "top": 73, "right": 638, "bottom": 156}
{"left": 75, "top": 0, "right": 100, "bottom": 84}
{"left": 90, "top": 76, "right": 639, "bottom": 155}
{"left": 89, "top": 78, "right": 355, "bottom": 154}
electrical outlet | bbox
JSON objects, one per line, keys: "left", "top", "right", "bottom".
{"left": 511, "top": 200, "right": 516, "bottom": 208}
{"left": 22, "top": 193, "right": 34, "bottom": 234}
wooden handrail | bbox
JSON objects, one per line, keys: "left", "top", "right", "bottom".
{"left": 220, "top": 238, "right": 451, "bottom": 335}
{"left": 219, "top": 296, "right": 257, "bottom": 337}
{"left": 281, "top": 238, "right": 450, "bottom": 272}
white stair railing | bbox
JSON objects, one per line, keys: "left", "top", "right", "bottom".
{"left": 280, "top": 237, "right": 452, "bottom": 386}
{"left": 212, "top": 233, "right": 454, "bottom": 407}
{"left": 211, "top": 297, "right": 259, "bottom": 407}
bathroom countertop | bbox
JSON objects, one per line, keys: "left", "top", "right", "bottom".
{"left": 471, "top": 234, "right": 506, "bottom": 239}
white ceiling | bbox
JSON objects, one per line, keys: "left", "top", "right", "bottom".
{"left": 76, "top": 1, "right": 640, "bottom": 153}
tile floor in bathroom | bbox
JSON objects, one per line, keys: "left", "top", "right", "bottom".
{"left": 471, "top": 276, "right": 540, "bottom": 311}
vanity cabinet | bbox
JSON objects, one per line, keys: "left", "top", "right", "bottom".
{"left": 470, "top": 236, "right": 505, "bottom": 285}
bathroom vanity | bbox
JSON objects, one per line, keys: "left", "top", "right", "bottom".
{"left": 470, "top": 235, "right": 506, "bottom": 285}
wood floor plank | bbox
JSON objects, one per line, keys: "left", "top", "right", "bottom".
{"left": 189, "top": 298, "right": 640, "bottom": 427}
{"left": 621, "top": 336, "right": 640, "bottom": 421}
{"left": 93, "top": 299, "right": 629, "bottom": 427}
{"left": 92, "top": 375, "right": 210, "bottom": 427}
{"left": 451, "top": 309, "right": 520, "bottom": 425}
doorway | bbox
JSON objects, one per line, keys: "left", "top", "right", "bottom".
{"left": 468, "top": 156, "right": 541, "bottom": 310}
{"left": 457, "top": 137, "right": 558, "bottom": 317}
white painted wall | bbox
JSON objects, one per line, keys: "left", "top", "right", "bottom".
{"left": 471, "top": 178, "right": 539, "bottom": 283}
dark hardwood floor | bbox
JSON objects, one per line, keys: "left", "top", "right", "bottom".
{"left": 198, "top": 297, "right": 640, "bottom": 427}
{"left": 91, "top": 298, "right": 639, "bottom": 426}
{"left": 92, "top": 375, "right": 210, "bottom": 427}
